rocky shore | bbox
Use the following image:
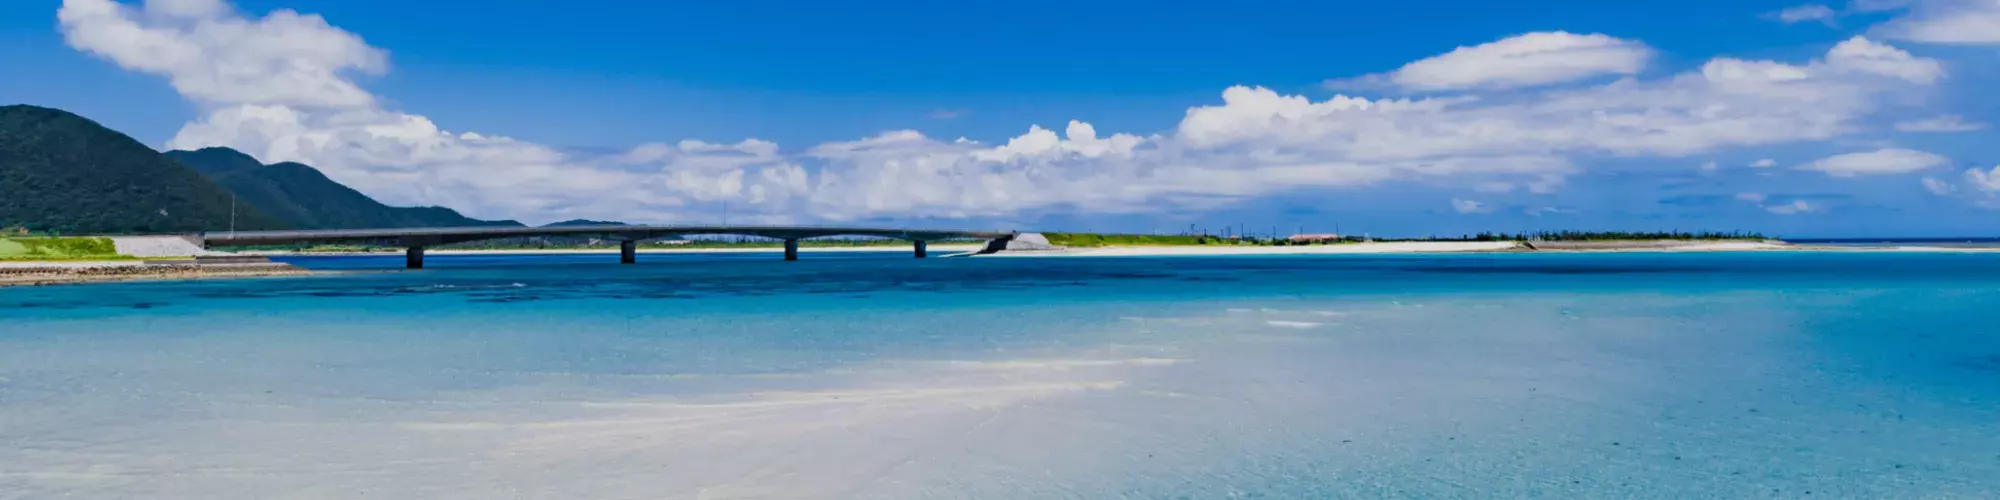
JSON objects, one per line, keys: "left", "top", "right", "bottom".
{"left": 0, "top": 261, "right": 310, "bottom": 287}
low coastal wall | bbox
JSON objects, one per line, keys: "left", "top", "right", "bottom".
{"left": 0, "top": 262, "right": 309, "bottom": 287}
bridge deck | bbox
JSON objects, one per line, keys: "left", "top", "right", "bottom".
{"left": 198, "top": 225, "right": 1013, "bottom": 267}
{"left": 201, "top": 224, "right": 1011, "bottom": 247}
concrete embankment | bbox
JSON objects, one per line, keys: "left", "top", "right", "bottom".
{"left": 110, "top": 235, "right": 227, "bottom": 257}
{"left": 0, "top": 260, "right": 309, "bottom": 287}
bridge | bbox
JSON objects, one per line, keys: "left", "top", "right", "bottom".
{"left": 199, "top": 225, "right": 1016, "bottom": 268}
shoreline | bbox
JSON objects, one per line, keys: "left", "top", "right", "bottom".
{"left": 0, "top": 261, "right": 312, "bottom": 287}
{"left": 240, "top": 245, "right": 988, "bottom": 256}
{"left": 988, "top": 240, "right": 2000, "bottom": 257}
{"left": 8, "top": 240, "right": 1999, "bottom": 287}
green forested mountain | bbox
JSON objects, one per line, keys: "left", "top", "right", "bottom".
{"left": 166, "top": 147, "right": 522, "bottom": 229}
{"left": 543, "top": 219, "right": 628, "bottom": 227}
{"left": 166, "top": 146, "right": 265, "bottom": 175}
{"left": 0, "top": 105, "right": 286, "bottom": 234}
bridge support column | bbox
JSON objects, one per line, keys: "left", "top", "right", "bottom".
{"left": 914, "top": 240, "right": 927, "bottom": 259}
{"left": 620, "top": 240, "right": 637, "bottom": 264}
{"left": 784, "top": 238, "right": 799, "bottom": 261}
{"left": 405, "top": 246, "right": 425, "bottom": 269}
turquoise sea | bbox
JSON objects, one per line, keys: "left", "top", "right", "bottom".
{"left": 3, "top": 252, "right": 1999, "bottom": 498}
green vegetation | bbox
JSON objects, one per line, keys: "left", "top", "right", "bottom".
{"left": 0, "top": 236, "right": 127, "bottom": 260}
{"left": 1406, "top": 230, "right": 1771, "bottom": 242}
{"left": 1044, "top": 233, "right": 1245, "bottom": 247}
{"left": 0, "top": 105, "right": 286, "bottom": 234}
{"left": 165, "top": 147, "right": 522, "bottom": 230}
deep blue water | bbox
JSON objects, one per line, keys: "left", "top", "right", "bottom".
{"left": 3, "top": 251, "right": 1999, "bottom": 498}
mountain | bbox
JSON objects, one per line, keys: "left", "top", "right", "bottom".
{"left": 0, "top": 105, "right": 286, "bottom": 234}
{"left": 166, "top": 147, "right": 523, "bottom": 230}
{"left": 543, "top": 219, "right": 628, "bottom": 227}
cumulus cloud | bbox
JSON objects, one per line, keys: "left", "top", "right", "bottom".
{"left": 1772, "top": 4, "right": 1840, "bottom": 24}
{"left": 1965, "top": 165, "right": 2000, "bottom": 193}
{"left": 1894, "top": 114, "right": 1988, "bottom": 132}
{"left": 55, "top": 1, "right": 1960, "bottom": 224}
{"left": 1450, "top": 198, "right": 1492, "bottom": 214}
{"left": 1765, "top": 200, "right": 1816, "bottom": 214}
{"left": 1735, "top": 192, "right": 1819, "bottom": 214}
{"left": 1331, "top": 32, "right": 1652, "bottom": 91}
{"left": 1876, "top": 0, "right": 2000, "bottom": 45}
{"left": 1922, "top": 176, "right": 1956, "bottom": 195}
{"left": 58, "top": 0, "right": 386, "bottom": 108}
{"left": 1802, "top": 148, "right": 1949, "bottom": 176}
{"left": 1821, "top": 36, "right": 1943, "bottom": 84}
{"left": 972, "top": 121, "right": 1143, "bottom": 163}
{"left": 1753, "top": 158, "right": 1778, "bottom": 167}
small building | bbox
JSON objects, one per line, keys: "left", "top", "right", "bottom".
{"left": 1287, "top": 233, "right": 1342, "bottom": 243}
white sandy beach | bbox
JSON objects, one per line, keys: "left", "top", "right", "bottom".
{"left": 985, "top": 241, "right": 1525, "bottom": 257}
{"left": 233, "top": 240, "right": 2000, "bottom": 259}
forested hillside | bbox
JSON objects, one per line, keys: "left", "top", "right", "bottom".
{"left": 0, "top": 105, "right": 284, "bottom": 234}
{"left": 167, "top": 147, "right": 522, "bottom": 230}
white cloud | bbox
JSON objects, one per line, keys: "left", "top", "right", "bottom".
{"left": 1922, "top": 176, "right": 1956, "bottom": 195}
{"left": 1803, "top": 148, "right": 1949, "bottom": 176}
{"left": 1852, "top": 0, "right": 1916, "bottom": 12}
{"left": 1331, "top": 32, "right": 1652, "bottom": 91}
{"left": 1895, "top": 114, "right": 1988, "bottom": 132}
{"left": 57, "top": 1, "right": 1960, "bottom": 224}
{"left": 925, "top": 109, "right": 966, "bottom": 120}
{"left": 1737, "top": 192, "right": 1818, "bottom": 214}
{"left": 58, "top": 0, "right": 386, "bottom": 108}
{"left": 1765, "top": 200, "right": 1816, "bottom": 214}
{"left": 1700, "top": 161, "right": 1720, "bottom": 172}
{"left": 1450, "top": 198, "right": 1492, "bottom": 214}
{"left": 1822, "top": 36, "right": 1943, "bottom": 84}
{"left": 1965, "top": 165, "right": 2000, "bottom": 193}
{"left": 1773, "top": 4, "right": 1840, "bottom": 24}
{"left": 1193, "top": 38, "right": 1940, "bottom": 159}
{"left": 1752, "top": 158, "right": 1778, "bottom": 167}
{"left": 971, "top": 121, "right": 1143, "bottom": 163}
{"left": 1877, "top": 0, "right": 2000, "bottom": 45}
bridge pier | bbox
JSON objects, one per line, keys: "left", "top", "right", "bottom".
{"left": 784, "top": 238, "right": 799, "bottom": 261}
{"left": 620, "top": 240, "right": 637, "bottom": 264}
{"left": 406, "top": 246, "right": 425, "bottom": 269}
{"left": 914, "top": 240, "right": 927, "bottom": 259}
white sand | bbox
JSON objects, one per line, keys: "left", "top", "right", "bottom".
{"left": 984, "top": 241, "right": 1522, "bottom": 257}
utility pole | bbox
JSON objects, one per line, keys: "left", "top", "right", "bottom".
{"left": 229, "top": 195, "right": 238, "bottom": 238}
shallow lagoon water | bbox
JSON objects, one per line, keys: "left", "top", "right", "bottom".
{"left": 3, "top": 252, "right": 1999, "bottom": 498}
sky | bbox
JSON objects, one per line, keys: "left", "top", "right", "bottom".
{"left": 3, "top": 0, "right": 1999, "bottom": 237}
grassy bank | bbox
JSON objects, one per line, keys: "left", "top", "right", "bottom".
{"left": 1042, "top": 233, "right": 1271, "bottom": 247}
{"left": 0, "top": 236, "right": 129, "bottom": 261}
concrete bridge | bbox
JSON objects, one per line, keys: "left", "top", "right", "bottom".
{"left": 199, "top": 225, "right": 1015, "bottom": 268}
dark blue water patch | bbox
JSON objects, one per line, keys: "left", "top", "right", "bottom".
{"left": 1405, "top": 265, "right": 1716, "bottom": 275}
{"left": 13, "top": 251, "right": 2000, "bottom": 313}
{"left": 1959, "top": 355, "right": 2000, "bottom": 374}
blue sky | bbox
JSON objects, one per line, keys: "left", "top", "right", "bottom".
{"left": 5, "top": 0, "right": 1999, "bottom": 236}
